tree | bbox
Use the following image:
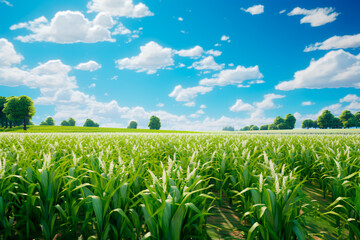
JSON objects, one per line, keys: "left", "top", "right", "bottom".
{"left": 301, "top": 119, "right": 313, "bottom": 129}
{"left": 260, "top": 125, "right": 268, "bottom": 130}
{"left": 268, "top": 124, "right": 278, "bottom": 130}
{"left": 313, "top": 120, "right": 319, "bottom": 129}
{"left": 317, "top": 110, "right": 334, "bottom": 129}
{"left": 128, "top": 121, "right": 138, "bottom": 129}
{"left": 285, "top": 114, "right": 296, "bottom": 129}
{"left": 61, "top": 120, "right": 70, "bottom": 126}
{"left": 277, "top": 123, "right": 289, "bottom": 129}
{"left": 40, "top": 117, "right": 55, "bottom": 126}
{"left": 355, "top": 112, "right": 360, "bottom": 128}
{"left": 242, "top": 126, "right": 250, "bottom": 131}
{"left": 0, "top": 96, "right": 7, "bottom": 128}
{"left": 222, "top": 126, "right": 234, "bottom": 131}
{"left": 250, "top": 125, "right": 259, "bottom": 131}
{"left": 273, "top": 116, "right": 285, "bottom": 125}
{"left": 68, "top": 118, "right": 76, "bottom": 126}
{"left": 3, "top": 96, "right": 36, "bottom": 130}
{"left": 84, "top": 119, "right": 99, "bottom": 127}
{"left": 148, "top": 116, "right": 161, "bottom": 130}
{"left": 332, "top": 117, "right": 343, "bottom": 129}
{"left": 339, "top": 110, "right": 356, "bottom": 128}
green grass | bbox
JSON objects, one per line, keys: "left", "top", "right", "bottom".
{"left": 0, "top": 125, "right": 196, "bottom": 133}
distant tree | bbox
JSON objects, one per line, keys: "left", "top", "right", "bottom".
{"left": 222, "top": 126, "right": 235, "bottom": 131}
{"left": 40, "top": 121, "right": 47, "bottom": 126}
{"left": 268, "top": 124, "right": 278, "bottom": 130}
{"left": 313, "top": 120, "right": 319, "bottom": 129}
{"left": 40, "top": 117, "right": 55, "bottom": 126}
{"left": 68, "top": 118, "right": 76, "bottom": 126}
{"left": 0, "top": 96, "right": 7, "bottom": 127}
{"left": 250, "top": 125, "right": 259, "bottom": 131}
{"left": 260, "top": 125, "right": 268, "bottom": 130}
{"left": 273, "top": 116, "right": 285, "bottom": 125}
{"left": 128, "top": 121, "right": 138, "bottom": 129}
{"left": 242, "top": 126, "right": 251, "bottom": 131}
{"left": 84, "top": 119, "right": 100, "bottom": 127}
{"left": 301, "top": 119, "right": 314, "bottom": 129}
{"left": 148, "top": 116, "right": 161, "bottom": 130}
{"left": 3, "top": 96, "right": 36, "bottom": 130}
{"left": 317, "top": 110, "right": 334, "bottom": 129}
{"left": 285, "top": 114, "right": 296, "bottom": 129}
{"left": 61, "top": 120, "right": 70, "bottom": 126}
{"left": 332, "top": 117, "right": 343, "bottom": 129}
{"left": 355, "top": 112, "right": 360, "bottom": 128}
{"left": 277, "top": 123, "right": 289, "bottom": 129}
{"left": 339, "top": 110, "right": 356, "bottom": 128}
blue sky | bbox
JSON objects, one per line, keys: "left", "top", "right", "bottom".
{"left": 0, "top": 0, "right": 360, "bottom": 130}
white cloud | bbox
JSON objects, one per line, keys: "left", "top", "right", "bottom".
{"left": 184, "top": 102, "right": 196, "bottom": 107}
{"left": 176, "top": 46, "right": 204, "bottom": 58}
{"left": 0, "top": 38, "right": 23, "bottom": 66}
{"left": 116, "top": 41, "right": 174, "bottom": 74}
{"left": 200, "top": 104, "right": 206, "bottom": 109}
{"left": 189, "top": 109, "right": 205, "bottom": 118}
{"left": 230, "top": 99, "right": 255, "bottom": 112}
{"left": 75, "top": 60, "right": 101, "bottom": 72}
{"left": 206, "top": 49, "right": 222, "bottom": 57}
{"left": 241, "top": 5, "right": 264, "bottom": 15}
{"left": 191, "top": 56, "right": 224, "bottom": 71}
{"left": 169, "top": 85, "right": 213, "bottom": 102}
{"left": 221, "top": 35, "right": 230, "bottom": 41}
{"left": 0, "top": 0, "right": 12, "bottom": 7}
{"left": 302, "top": 101, "right": 315, "bottom": 106}
{"left": 276, "top": 50, "right": 360, "bottom": 90}
{"left": 112, "top": 22, "right": 131, "bottom": 35}
{"left": 340, "top": 94, "right": 360, "bottom": 103}
{"left": 305, "top": 34, "right": 360, "bottom": 52}
{"left": 178, "top": 17, "right": 183, "bottom": 21}
{"left": 288, "top": 7, "right": 339, "bottom": 27}
{"left": 87, "top": 0, "right": 153, "bottom": 18}
{"left": 111, "top": 75, "right": 118, "bottom": 80}
{"left": 156, "top": 103, "right": 164, "bottom": 107}
{"left": 89, "top": 83, "right": 96, "bottom": 88}
{"left": 279, "top": 10, "right": 286, "bottom": 14}
{"left": 11, "top": 11, "right": 115, "bottom": 43}
{"left": 199, "top": 65, "right": 264, "bottom": 87}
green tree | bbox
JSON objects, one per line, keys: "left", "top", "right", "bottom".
{"left": 317, "top": 110, "right": 334, "bottom": 129}
{"left": 260, "top": 125, "right": 268, "bottom": 130}
{"left": 222, "top": 126, "right": 235, "bottom": 131}
{"left": 3, "top": 96, "right": 36, "bottom": 130}
{"left": 250, "top": 125, "right": 259, "bottom": 131}
{"left": 68, "top": 118, "right": 76, "bottom": 126}
{"left": 301, "top": 119, "right": 313, "bottom": 129}
{"left": 148, "top": 116, "right": 161, "bottom": 130}
{"left": 61, "top": 120, "right": 70, "bottom": 126}
{"left": 0, "top": 96, "right": 7, "bottom": 127}
{"left": 242, "top": 126, "right": 250, "bottom": 131}
{"left": 339, "top": 110, "right": 356, "bottom": 128}
{"left": 313, "top": 120, "right": 319, "bottom": 129}
{"left": 332, "top": 117, "right": 343, "bottom": 129}
{"left": 285, "top": 114, "right": 296, "bottom": 129}
{"left": 273, "top": 116, "right": 285, "bottom": 125}
{"left": 355, "top": 112, "right": 360, "bottom": 128}
{"left": 83, "top": 119, "right": 99, "bottom": 127}
{"left": 268, "top": 124, "right": 278, "bottom": 130}
{"left": 277, "top": 123, "right": 289, "bottom": 129}
{"left": 41, "top": 117, "right": 55, "bottom": 126}
{"left": 128, "top": 121, "right": 138, "bottom": 129}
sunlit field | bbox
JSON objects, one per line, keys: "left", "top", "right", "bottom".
{"left": 0, "top": 133, "right": 359, "bottom": 239}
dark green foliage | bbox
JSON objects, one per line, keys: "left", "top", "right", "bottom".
{"left": 273, "top": 116, "right": 285, "bottom": 125}
{"left": 242, "top": 126, "right": 250, "bottom": 131}
{"left": 127, "top": 121, "right": 138, "bottom": 129}
{"left": 67, "top": 118, "right": 76, "bottom": 126}
{"left": 250, "top": 125, "right": 259, "bottom": 130}
{"left": 339, "top": 110, "right": 356, "bottom": 128}
{"left": 40, "top": 117, "right": 55, "bottom": 126}
{"left": 260, "top": 125, "right": 268, "bottom": 130}
{"left": 285, "top": 114, "right": 296, "bottom": 129}
{"left": 355, "top": 112, "right": 360, "bottom": 127}
{"left": 332, "top": 117, "right": 343, "bottom": 129}
{"left": 301, "top": 119, "right": 314, "bottom": 129}
{"left": 317, "top": 110, "right": 334, "bottom": 129}
{"left": 60, "top": 120, "right": 70, "bottom": 126}
{"left": 222, "top": 126, "right": 235, "bottom": 131}
{"left": 3, "top": 95, "right": 36, "bottom": 130}
{"left": 83, "top": 119, "right": 100, "bottom": 127}
{"left": 148, "top": 116, "right": 161, "bottom": 130}
{"left": 268, "top": 124, "right": 278, "bottom": 130}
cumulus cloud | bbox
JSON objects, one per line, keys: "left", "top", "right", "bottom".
{"left": 241, "top": 5, "right": 264, "bottom": 15}
{"left": 116, "top": 41, "right": 174, "bottom": 74}
{"left": 87, "top": 0, "right": 153, "bottom": 18}
{"left": 75, "top": 60, "right": 101, "bottom": 72}
{"left": 0, "top": 0, "right": 12, "bottom": 7}
{"left": 184, "top": 102, "right": 196, "bottom": 107}
{"left": 176, "top": 46, "right": 204, "bottom": 58}
{"left": 276, "top": 50, "right": 360, "bottom": 90}
{"left": 0, "top": 38, "right": 23, "bottom": 66}
{"left": 112, "top": 22, "right": 131, "bottom": 35}
{"left": 230, "top": 99, "right": 255, "bottom": 112}
{"left": 169, "top": 85, "right": 213, "bottom": 102}
{"left": 340, "top": 94, "right": 360, "bottom": 103}
{"left": 191, "top": 56, "right": 224, "bottom": 71}
{"left": 178, "top": 17, "right": 183, "bottom": 21}
{"left": 156, "top": 103, "right": 164, "bottom": 107}
{"left": 206, "top": 49, "right": 222, "bottom": 57}
{"left": 288, "top": 7, "right": 339, "bottom": 27}
{"left": 302, "top": 101, "right": 315, "bottom": 106}
{"left": 10, "top": 11, "right": 115, "bottom": 43}
{"left": 221, "top": 35, "right": 230, "bottom": 41}
{"left": 305, "top": 34, "right": 360, "bottom": 52}
{"left": 200, "top": 104, "right": 206, "bottom": 109}
{"left": 199, "top": 65, "right": 264, "bottom": 87}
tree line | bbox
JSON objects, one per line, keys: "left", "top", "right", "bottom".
{"left": 302, "top": 110, "right": 360, "bottom": 129}
{"left": 223, "top": 114, "right": 296, "bottom": 131}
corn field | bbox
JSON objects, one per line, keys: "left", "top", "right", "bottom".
{"left": 0, "top": 133, "right": 359, "bottom": 239}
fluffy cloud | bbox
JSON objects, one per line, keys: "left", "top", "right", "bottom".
{"left": 0, "top": 0, "right": 12, "bottom": 7}
{"left": 0, "top": 38, "right": 23, "bottom": 66}
{"left": 221, "top": 35, "right": 230, "bottom": 41}
{"left": 276, "top": 50, "right": 360, "bottom": 90}
{"left": 176, "top": 46, "right": 204, "bottom": 58}
{"left": 288, "top": 7, "right": 339, "bottom": 27}
{"left": 169, "top": 85, "right": 213, "bottom": 102}
{"left": 178, "top": 17, "right": 183, "bottom": 21}
{"left": 112, "top": 22, "right": 131, "bottom": 35}
{"left": 230, "top": 99, "right": 255, "bottom": 112}
{"left": 75, "top": 60, "right": 101, "bottom": 72}
{"left": 87, "top": 0, "right": 153, "bottom": 18}
{"left": 305, "top": 34, "right": 360, "bottom": 52}
{"left": 241, "top": 5, "right": 264, "bottom": 15}
{"left": 10, "top": 11, "right": 115, "bottom": 43}
{"left": 191, "top": 56, "right": 224, "bottom": 71}
{"left": 340, "top": 94, "right": 360, "bottom": 103}
{"left": 116, "top": 41, "right": 174, "bottom": 74}
{"left": 302, "top": 101, "right": 315, "bottom": 106}
{"left": 206, "top": 49, "right": 222, "bottom": 57}
{"left": 199, "top": 65, "right": 263, "bottom": 87}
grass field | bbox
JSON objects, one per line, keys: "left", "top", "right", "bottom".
{"left": 0, "top": 133, "right": 359, "bottom": 239}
